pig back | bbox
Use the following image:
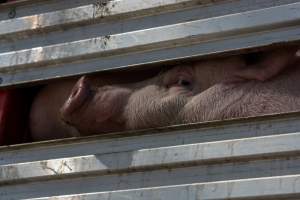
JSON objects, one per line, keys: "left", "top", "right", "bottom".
{"left": 179, "top": 63, "right": 300, "bottom": 123}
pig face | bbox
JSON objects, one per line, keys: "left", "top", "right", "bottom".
{"left": 60, "top": 66, "right": 196, "bottom": 135}
{"left": 60, "top": 66, "right": 203, "bottom": 134}
{"left": 60, "top": 76, "right": 132, "bottom": 134}
{"left": 60, "top": 57, "right": 247, "bottom": 135}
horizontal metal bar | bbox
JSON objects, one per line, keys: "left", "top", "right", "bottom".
{"left": 1, "top": 156, "right": 300, "bottom": 199}
{"left": 0, "top": 0, "right": 210, "bottom": 37}
{"left": 2, "top": 2, "right": 300, "bottom": 70}
{"left": 0, "top": 0, "right": 99, "bottom": 21}
{"left": 1, "top": 113, "right": 300, "bottom": 199}
{"left": 1, "top": 25, "right": 300, "bottom": 88}
{"left": 1, "top": 2, "right": 300, "bottom": 87}
{"left": 1, "top": 132, "right": 300, "bottom": 182}
{"left": 1, "top": 112, "right": 300, "bottom": 166}
{"left": 1, "top": 0, "right": 298, "bottom": 54}
{"left": 28, "top": 175, "right": 300, "bottom": 200}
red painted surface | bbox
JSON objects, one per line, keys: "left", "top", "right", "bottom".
{"left": 0, "top": 91, "right": 9, "bottom": 144}
{"left": 0, "top": 89, "right": 33, "bottom": 145}
{"left": 0, "top": 0, "right": 33, "bottom": 145}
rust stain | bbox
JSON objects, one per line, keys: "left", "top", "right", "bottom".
{"left": 93, "top": 0, "right": 115, "bottom": 19}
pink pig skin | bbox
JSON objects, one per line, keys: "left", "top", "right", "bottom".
{"left": 30, "top": 48, "right": 300, "bottom": 141}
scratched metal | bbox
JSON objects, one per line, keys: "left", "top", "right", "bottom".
{"left": 1, "top": 157, "right": 300, "bottom": 199}
{"left": 1, "top": 112, "right": 300, "bottom": 165}
{"left": 0, "top": 132, "right": 299, "bottom": 181}
{"left": 0, "top": 0, "right": 300, "bottom": 87}
{"left": 0, "top": 113, "right": 300, "bottom": 199}
{"left": 0, "top": 0, "right": 213, "bottom": 37}
{"left": 1, "top": 0, "right": 299, "bottom": 54}
{"left": 29, "top": 175, "right": 300, "bottom": 200}
{"left": 1, "top": 1, "right": 300, "bottom": 199}
{"left": 3, "top": 2, "right": 300, "bottom": 69}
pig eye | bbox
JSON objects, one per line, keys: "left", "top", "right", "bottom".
{"left": 164, "top": 74, "right": 193, "bottom": 90}
{"left": 178, "top": 79, "right": 191, "bottom": 87}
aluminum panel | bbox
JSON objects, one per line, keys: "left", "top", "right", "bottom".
{"left": 0, "top": 0, "right": 209, "bottom": 37}
{"left": 0, "top": 0, "right": 300, "bottom": 87}
{"left": 0, "top": 1, "right": 300, "bottom": 199}
{"left": 0, "top": 113, "right": 299, "bottom": 199}
{"left": 1, "top": 132, "right": 299, "bottom": 181}
{"left": 2, "top": 2, "right": 300, "bottom": 69}
{"left": 30, "top": 175, "right": 300, "bottom": 200}
{"left": 0, "top": 112, "right": 299, "bottom": 165}
{"left": 2, "top": 158, "right": 300, "bottom": 199}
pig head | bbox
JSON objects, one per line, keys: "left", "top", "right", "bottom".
{"left": 61, "top": 76, "right": 132, "bottom": 134}
{"left": 30, "top": 47, "right": 300, "bottom": 141}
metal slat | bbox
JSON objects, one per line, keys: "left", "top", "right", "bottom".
{"left": 2, "top": 2, "right": 300, "bottom": 69}
{"left": 0, "top": 1, "right": 300, "bottom": 199}
{"left": 2, "top": 156, "right": 300, "bottom": 199}
{"left": 29, "top": 175, "right": 300, "bottom": 200}
{"left": 2, "top": 24, "right": 300, "bottom": 87}
{"left": 0, "top": 0, "right": 207, "bottom": 37}
{"left": 0, "top": 0, "right": 99, "bottom": 20}
{"left": 1, "top": 0, "right": 299, "bottom": 54}
{"left": 0, "top": 113, "right": 300, "bottom": 199}
{"left": 0, "top": 113, "right": 300, "bottom": 166}
{"left": 0, "top": 0, "right": 300, "bottom": 87}
{"left": 1, "top": 132, "right": 299, "bottom": 182}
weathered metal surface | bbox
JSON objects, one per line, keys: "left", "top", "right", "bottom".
{"left": 0, "top": 0, "right": 210, "bottom": 37}
{"left": 0, "top": 0, "right": 300, "bottom": 87}
{"left": 2, "top": 2, "right": 300, "bottom": 69}
{"left": 0, "top": 113, "right": 300, "bottom": 199}
{"left": 2, "top": 157, "right": 300, "bottom": 199}
{"left": 1, "top": 1, "right": 300, "bottom": 199}
{"left": 30, "top": 175, "right": 300, "bottom": 200}
{"left": 0, "top": 132, "right": 299, "bottom": 181}
{"left": 0, "top": 112, "right": 299, "bottom": 166}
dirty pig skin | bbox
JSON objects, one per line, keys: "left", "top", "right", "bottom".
{"left": 30, "top": 47, "right": 300, "bottom": 141}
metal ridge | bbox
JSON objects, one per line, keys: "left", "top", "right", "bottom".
{"left": 29, "top": 174, "right": 300, "bottom": 200}
{"left": 0, "top": 2, "right": 300, "bottom": 87}
{"left": 1, "top": 132, "right": 299, "bottom": 182}
{"left": 0, "top": 0, "right": 208, "bottom": 37}
{"left": 2, "top": 2, "right": 300, "bottom": 70}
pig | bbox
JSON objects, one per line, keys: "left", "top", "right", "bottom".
{"left": 29, "top": 70, "right": 160, "bottom": 141}
{"left": 30, "top": 47, "right": 300, "bottom": 141}
{"left": 178, "top": 68, "right": 300, "bottom": 123}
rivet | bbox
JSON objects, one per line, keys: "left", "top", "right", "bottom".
{"left": 8, "top": 7, "right": 16, "bottom": 18}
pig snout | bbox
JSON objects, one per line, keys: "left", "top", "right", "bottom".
{"left": 60, "top": 76, "right": 133, "bottom": 135}
{"left": 61, "top": 76, "right": 91, "bottom": 117}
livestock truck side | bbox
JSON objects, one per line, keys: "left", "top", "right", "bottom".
{"left": 0, "top": 0, "right": 300, "bottom": 199}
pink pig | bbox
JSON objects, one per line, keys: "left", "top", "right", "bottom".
{"left": 30, "top": 47, "right": 300, "bottom": 140}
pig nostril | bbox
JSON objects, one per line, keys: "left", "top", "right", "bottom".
{"left": 63, "top": 76, "right": 92, "bottom": 116}
{"left": 71, "top": 87, "right": 80, "bottom": 98}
